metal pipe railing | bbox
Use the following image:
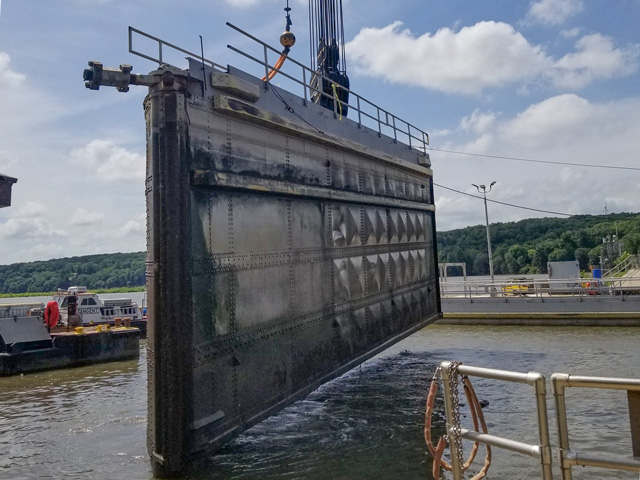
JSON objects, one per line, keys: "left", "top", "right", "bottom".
{"left": 128, "top": 27, "right": 226, "bottom": 71}
{"left": 224, "top": 22, "right": 429, "bottom": 154}
{"left": 440, "top": 362, "right": 554, "bottom": 480}
{"left": 552, "top": 373, "right": 640, "bottom": 479}
{"left": 439, "top": 276, "right": 640, "bottom": 300}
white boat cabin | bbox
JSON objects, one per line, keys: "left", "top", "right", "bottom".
{"left": 52, "top": 286, "right": 142, "bottom": 325}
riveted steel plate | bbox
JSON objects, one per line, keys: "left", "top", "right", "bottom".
{"left": 145, "top": 64, "right": 440, "bottom": 477}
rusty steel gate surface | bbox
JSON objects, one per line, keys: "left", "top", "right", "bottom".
{"left": 144, "top": 59, "right": 440, "bottom": 476}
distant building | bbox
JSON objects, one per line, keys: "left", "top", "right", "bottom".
{"left": 0, "top": 173, "right": 17, "bottom": 208}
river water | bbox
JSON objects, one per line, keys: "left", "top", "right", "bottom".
{"left": 1, "top": 322, "right": 638, "bottom": 479}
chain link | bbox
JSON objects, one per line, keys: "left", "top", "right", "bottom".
{"left": 447, "top": 361, "right": 464, "bottom": 471}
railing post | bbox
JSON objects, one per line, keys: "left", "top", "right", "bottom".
{"left": 440, "top": 363, "right": 464, "bottom": 480}
{"left": 263, "top": 45, "right": 270, "bottom": 88}
{"left": 532, "top": 374, "right": 554, "bottom": 480}
{"left": 552, "top": 374, "right": 575, "bottom": 480}
{"left": 302, "top": 68, "right": 307, "bottom": 104}
{"left": 392, "top": 116, "right": 397, "bottom": 143}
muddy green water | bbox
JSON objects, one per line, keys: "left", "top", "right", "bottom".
{"left": 1, "top": 324, "right": 638, "bottom": 479}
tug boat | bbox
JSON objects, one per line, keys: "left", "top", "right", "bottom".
{"left": 0, "top": 286, "right": 144, "bottom": 376}
{"left": 50, "top": 286, "right": 146, "bottom": 336}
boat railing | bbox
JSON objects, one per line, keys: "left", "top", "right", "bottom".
{"left": 439, "top": 362, "right": 640, "bottom": 479}
{"left": 551, "top": 373, "right": 640, "bottom": 479}
{"left": 440, "top": 361, "right": 554, "bottom": 480}
{"left": 439, "top": 276, "right": 640, "bottom": 300}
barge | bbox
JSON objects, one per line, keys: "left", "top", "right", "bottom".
{"left": 0, "top": 315, "right": 140, "bottom": 376}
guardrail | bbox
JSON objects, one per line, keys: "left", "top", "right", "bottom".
{"left": 128, "top": 27, "right": 226, "bottom": 71}
{"left": 439, "top": 362, "right": 640, "bottom": 479}
{"left": 224, "top": 23, "right": 430, "bottom": 155}
{"left": 439, "top": 277, "right": 640, "bottom": 300}
{"left": 552, "top": 373, "right": 640, "bottom": 479}
{"left": 440, "top": 362, "right": 554, "bottom": 480}
{"left": 604, "top": 255, "right": 634, "bottom": 278}
{"left": 126, "top": 25, "right": 430, "bottom": 155}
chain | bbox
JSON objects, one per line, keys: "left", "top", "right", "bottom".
{"left": 447, "top": 361, "right": 464, "bottom": 471}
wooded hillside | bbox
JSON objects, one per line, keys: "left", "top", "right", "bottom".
{"left": 0, "top": 252, "right": 145, "bottom": 294}
{"left": 1, "top": 213, "right": 639, "bottom": 294}
{"left": 437, "top": 212, "right": 640, "bottom": 275}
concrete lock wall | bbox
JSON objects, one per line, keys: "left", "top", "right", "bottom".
{"left": 144, "top": 64, "right": 440, "bottom": 476}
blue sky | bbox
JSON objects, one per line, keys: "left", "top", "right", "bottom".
{"left": 0, "top": 0, "right": 639, "bottom": 264}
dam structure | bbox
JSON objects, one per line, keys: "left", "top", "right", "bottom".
{"left": 84, "top": 24, "right": 440, "bottom": 477}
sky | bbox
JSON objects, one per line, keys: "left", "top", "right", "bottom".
{"left": 0, "top": 0, "right": 639, "bottom": 264}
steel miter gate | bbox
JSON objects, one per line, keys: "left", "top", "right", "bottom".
{"left": 84, "top": 26, "right": 440, "bottom": 476}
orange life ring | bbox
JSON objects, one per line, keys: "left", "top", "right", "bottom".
{"left": 44, "top": 301, "right": 59, "bottom": 328}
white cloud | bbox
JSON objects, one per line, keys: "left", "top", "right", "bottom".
{"left": 115, "top": 214, "right": 146, "bottom": 237}
{"left": 0, "top": 218, "right": 67, "bottom": 239}
{"left": 552, "top": 34, "right": 639, "bottom": 88}
{"left": 13, "top": 201, "right": 48, "bottom": 218}
{"left": 527, "top": 0, "right": 583, "bottom": 26}
{"left": 433, "top": 94, "right": 640, "bottom": 230}
{"left": 560, "top": 27, "right": 581, "bottom": 38}
{"left": 460, "top": 110, "right": 498, "bottom": 135}
{"left": 69, "top": 208, "right": 104, "bottom": 226}
{"left": 348, "top": 21, "right": 549, "bottom": 95}
{"left": 224, "top": 0, "right": 260, "bottom": 6}
{"left": 346, "top": 22, "right": 638, "bottom": 95}
{"left": 0, "top": 52, "right": 24, "bottom": 87}
{"left": 71, "top": 139, "right": 145, "bottom": 182}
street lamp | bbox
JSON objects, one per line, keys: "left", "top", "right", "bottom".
{"left": 472, "top": 181, "right": 497, "bottom": 284}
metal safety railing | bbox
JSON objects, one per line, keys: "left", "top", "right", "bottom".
{"left": 439, "top": 276, "right": 640, "bottom": 300}
{"left": 128, "top": 27, "right": 226, "bottom": 71}
{"left": 440, "top": 361, "right": 554, "bottom": 480}
{"left": 604, "top": 255, "right": 634, "bottom": 278}
{"left": 126, "top": 25, "right": 430, "bottom": 154}
{"left": 552, "top": 373, "right": 640, "bottom": 479}
{"left": 224, "top": 23, "right": 430, "bottom": 155}
{"left": 438, "top": 362, "right": 640, "bottom": 479}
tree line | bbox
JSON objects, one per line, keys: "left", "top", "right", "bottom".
{"left": 0, "top": 252, "right": 146, "bottom": 294}
{"left": 437, "top": 212, "right": 640, "bottom": 276}
{"left": 1, "top": 212, "right": 639, "bottom": 294}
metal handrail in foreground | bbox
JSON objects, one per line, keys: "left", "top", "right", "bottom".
{"left": 551, "top": 374, "right": 640, "bottom": 479}
{"left": 440, "top": 361, "right": 554, "bottom": 480}
{"left": 224, "top": 22, "right": 430, "bottom": 155}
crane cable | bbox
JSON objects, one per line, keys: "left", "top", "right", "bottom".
{"left": 262, "top": 0, "right": 296, "bottom": 82}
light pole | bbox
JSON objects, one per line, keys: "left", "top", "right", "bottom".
{"left": 472, "top": 181, "right": 496, "bottom": 284}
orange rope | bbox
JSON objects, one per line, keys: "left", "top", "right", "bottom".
{"left": 464, "top": 377, "right": 492, "bottom": 480}
{"left": 425, "top": 371, "right": 492, "bottom": 479}
{"left": 262, "top": 54, "right": 287, "bottom": 81}
{"left": 431, "top": 436, "right": 447, "bottom": 479}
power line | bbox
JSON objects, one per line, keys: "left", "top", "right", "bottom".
{"left": 433, "top": 182, "right": 573, "bottom": 217}
{"left": 428, "top": 147, "right": 640, "bottom": 172}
